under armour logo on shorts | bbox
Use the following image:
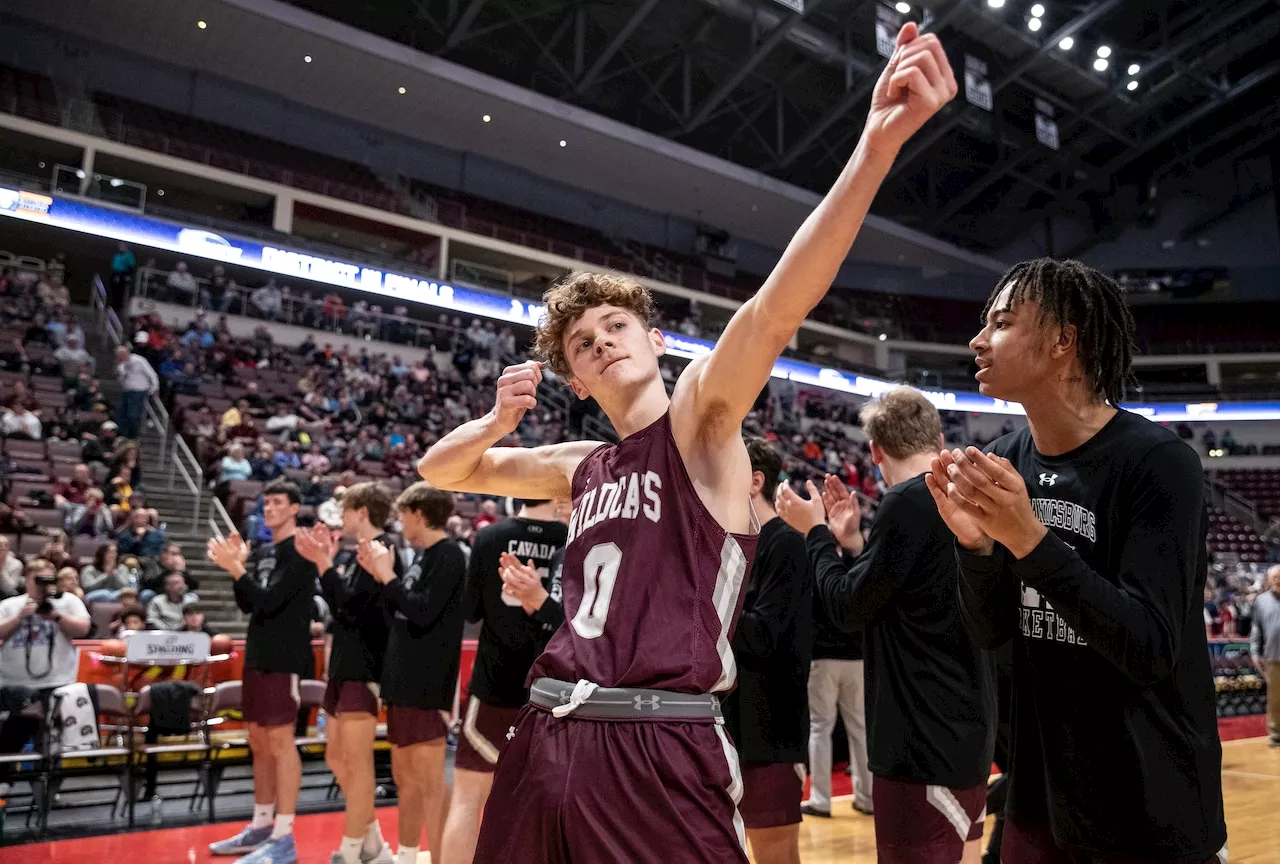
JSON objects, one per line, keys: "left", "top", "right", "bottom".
{"left": 506, "top": 726, "right": 516, "bottom": 740}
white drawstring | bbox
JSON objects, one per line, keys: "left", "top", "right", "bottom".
{"left": 551, "top": 679, "right": 599, "bottom": 718}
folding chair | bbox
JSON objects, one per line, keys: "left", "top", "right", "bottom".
{"left": 38, "top": 684, "right": 132, "bottom": 834}
{"left": 0, "top": 700, "right": 47, "bottom": 831}
{"left": 127, "top": 683, "right": 210, "bottom": 827}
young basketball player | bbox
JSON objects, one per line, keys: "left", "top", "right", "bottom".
{"left": 438, "top": 498, "right": 569, "bottom": 864}
{"left": 356, "top": 482, "right": 467, "bottom": 864}
{"left": 207, "top": 480, "right": 316, "bottom": 864}
{"left": 295, "top": 482, "right": 397, "bottom": 864}
{"left": 927, "top": 259, "right": 1227, "bottom": 863}
{"left": 777, "top": 388, "right": 995, "bottom": 864}
{"left": 419, "top": 24, "right": 956, "bottom": 861}
{"left": 726, "top": 438, "right": 812, "bottom": 864}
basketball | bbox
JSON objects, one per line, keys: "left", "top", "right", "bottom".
{"left": 209, "top": 634, "right": 234, "bottom": 657}
{"left": 97, "top": 639, "right": 126, "bottom": 658}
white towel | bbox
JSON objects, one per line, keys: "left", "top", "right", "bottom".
{"left": 50, "top": 683, "right": 99, "bottom": 753}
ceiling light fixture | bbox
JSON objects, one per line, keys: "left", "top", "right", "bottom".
{"left": 197, "top": 20, "right": 207, "bottom": 29}
{"left": 482, "top": 114, "right": 491, "bottom": 123}
{"left": 1093, "top": 57, "right": 1109, "bottom": 72}
{"left": 304, "top": 55, "right": 312, "bottom": 63}
{"left": 895, "top": 2, "right": 911, "bottom": 13}
{"left": 1096, "top": 45, "right": 1111, "bottom": 58}
{"left": 1028, "top": 17, "right": 1042, "bottom": 31}
{"left": 398, "top": 86, "right": 406, "bottom": 94}
{"left": 1127, "top": 62, "right": 1140, "bottom": 75}
{"left": 1126, "top": 79, "right": 1139, "bottom": 91}
{"left": 157, "top": 189, "right": 164, "bottom": 196}
{"left": 1058, "top": 36, "right": 1074, "bottom": 50}
{"left": 559, "top": 139, "right": 567, "bottom": 148}
{"left": 878, "top": 333, "right": 888, "bottom": 342}
{"left": 987, "top": 0, "right": 1005, "bottom": 8}
{"left": 1030, "top": 3, "right": 1045, "bottom": 16}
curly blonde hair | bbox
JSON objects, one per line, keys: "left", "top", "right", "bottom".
{"left": 534, "top": 272, "right": 654, "bottom": 377}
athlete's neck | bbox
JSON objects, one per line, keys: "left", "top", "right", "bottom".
{"left": 272, "top": 522, "right": 297, "bottom": 542}
{"left": 352, "top": 522, "right": 381, "bottom": 542}
{"left": 750, "top": 498, "right": 778, "bottom": 524}
{"left": 883, "top": 453, "right": 936, "bottom": 487}
{"left": 416, "top": 528, "right": 448, "bottom": 550}
{"left": 519, "top": 505, "right": 559, "bottom": 521}
{"left": 1022, "top": 388, "right": 1117, "bottom": 457}
{"left": 597, "top": 375, "right": 670, "bottom": 440}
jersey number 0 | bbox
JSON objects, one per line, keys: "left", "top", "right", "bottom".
{"left": 570, "top": 542, "right": 622, "bottom": 639}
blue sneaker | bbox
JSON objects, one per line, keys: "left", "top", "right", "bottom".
{"left": 210, "top": 824, "right": 273, "bottom": 856}
{"left": 235, "top": 834, "right": 297, "bottom": 864}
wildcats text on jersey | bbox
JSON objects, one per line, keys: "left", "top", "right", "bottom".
{"left": 566, "top": 470, "right": 662, "bottom": 544}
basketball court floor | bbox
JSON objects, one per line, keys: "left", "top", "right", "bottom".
{"left": 12, "top": 732, "right": 1279, "bottom": 863}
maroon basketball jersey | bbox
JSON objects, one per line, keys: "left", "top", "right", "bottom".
{"left": 529, "top": 412, "right": 758, "bottom": 694}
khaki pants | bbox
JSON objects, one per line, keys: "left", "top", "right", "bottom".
{"left": 1269, "top": 660, "right": 1280, "bottom": 742}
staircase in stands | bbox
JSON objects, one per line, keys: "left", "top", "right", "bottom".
{"left": 82, "top": 309, "right": 248, "bottom": 637}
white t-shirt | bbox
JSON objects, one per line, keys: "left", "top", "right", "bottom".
{"left": 0, "top": 593, "right": 88, "bottom": 689}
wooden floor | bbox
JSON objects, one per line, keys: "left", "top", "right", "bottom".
{"left": 793, "top": 737, "right": 1280, "bottom": 864}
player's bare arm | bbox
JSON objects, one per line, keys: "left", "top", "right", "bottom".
{"left": 419, "top": 360, "right": 599, "bottom": 498}
{"left": 671, "top": 23, "right": 957, "bottom": 478}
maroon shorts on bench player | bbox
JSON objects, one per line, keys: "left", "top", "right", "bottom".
{"left": 455, "top": 694, "right": 520, "bottom": 772}
{"left": 242, "top": 667, "right": 301, "bottom": 728}
{"left": 322, "top": 679, "right": 380, "bottom": 717}
{"left": 873, "top": 776, "right": 985, "bottom": 864}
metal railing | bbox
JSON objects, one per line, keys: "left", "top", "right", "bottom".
{"left": 169, "top": 432, "right": 204, "bottom": 530}
{"left": 144, "top": 395, "right": 170, "bottom": 466}
{"left": 208, "top": 494, "right": 236, "bottom": 541}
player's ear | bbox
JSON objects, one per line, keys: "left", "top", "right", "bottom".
{"left": 649, "top": 327, "right": 667, "bottom": 358}
{"left": 567, "top": 374, "right": 590, "bottom": 401}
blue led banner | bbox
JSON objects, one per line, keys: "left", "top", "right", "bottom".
{"left": 2, "top": 186, "right": 1276, "bottom": 422}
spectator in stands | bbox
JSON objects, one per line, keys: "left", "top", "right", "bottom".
{"left": 445, "top": 514, "right": 472, "bottom": 553}
{"left": 109, "top": 242, "right": 136, "bottom": 309}
{"left": 146, "top": 572, "right": 198, "bottom": 630}
{"left": 68, "top": 488, "right": 114, "bottom": 538}
{"left": 166, "top": 261, "right": 198, "bottom": 303}
{"left": 39, "top": 534, "right": 73, "bottom": 572}
{"left": 116, "top": 509, "right": 165, "bottom": 560}
{"left": 180, "top": 602, "right": 217, "bottom": 636}
{"left": 1, "top": 402, "right": 40, "bottom": 440}
{"left": 252, "top": 442, "right": 285, "bottom": 481}
{"left": 0, "top": 558, "right": 91, "bottom": 791}
{"left": 471, "top": 499, "right": 500, "bottom": 532}
{"left": 114, "top": 343, "right": 159, "bottom": 438}
{"left": 251, "top": 280, "right": 284, "bottom": 321}
{"left": 1263, "top": 517, "right": 1280, "bottom": 565}
{"left": 220, "top": 442, "right": 253, "bottom": 485}
{"left": 1250, "top": 566, "right": 1280, "bottom": 747}
{"left": 0, "top": 536, "right": 23, "bottom": 599}
{"left": 266, "top": 403, "right": 301, "bottom": 438}
{"left": 114, "top": 605, "right": 146, "bottom": 637}
{"left": 82, "top": 541, "right": 134, "bottom": 602}
{"left": 54, "top": 464, "right": 93, "bottom": 511}
{"left": 1204, "top": 586, "right": 1221, "bottom": 639}
{"left": 302, "top": 442, "right": 330, "bottom": 475}
{"left": 56, "top": 567, "right": 83, "bottom": 601}
{"left": 53, "top": 333, "right": 93, "bottom": 378}
{"left": 274, "top": 440, "right": 302, "bottom": 470}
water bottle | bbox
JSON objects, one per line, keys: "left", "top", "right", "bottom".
{"left": 150, "top": 794, "right": 163, "bottom": 826}
{"left": 316, "top": 710, "right": 328, "bottom": 739}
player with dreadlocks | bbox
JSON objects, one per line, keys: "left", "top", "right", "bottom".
{"left": 926, "top": 258, "right": 1227, "bottom": 863}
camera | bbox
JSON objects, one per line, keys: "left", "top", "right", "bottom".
{"left": 33, "top": 574, "right": 62, "bottom": 616}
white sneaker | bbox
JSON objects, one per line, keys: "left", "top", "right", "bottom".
{"left": 362, "top": 843, "right": 395, "bottom": 864}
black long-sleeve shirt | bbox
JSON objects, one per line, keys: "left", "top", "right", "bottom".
{"left": 807, "top": 476, "right": 994, "bottom": 788}
{"left": 381, "top": 538, "right": 469, "bottom": 710}
{"left": 321, "top": 534, "right": 397, "bottom": 683}
{"left": 957, "top": 411, "right": 1225, "bottom": 860}
{"left": 235, "top": 536, "right": 316, "bottom": 677}
{"left": 723, "top": 517, "right": 812, "bottom": 763}
{"left": 466, "top": 517, "right": 568, "bottom": 707}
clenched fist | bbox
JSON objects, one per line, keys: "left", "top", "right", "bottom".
{"left": 491, "top": 360, "right": 542, "bottom": 436}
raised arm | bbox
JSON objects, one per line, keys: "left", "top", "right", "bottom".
{"left": 418, "top": 360, "right": 599, "bottom": 497}
{"left": 675, "top": 25, "right": 956, "bottom": 443}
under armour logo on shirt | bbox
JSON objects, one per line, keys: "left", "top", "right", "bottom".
{"left": 1039, "top": 473, "right": 1058, "bottom": 486}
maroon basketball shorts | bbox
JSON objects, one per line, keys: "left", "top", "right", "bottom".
{"left": 1001, "top": 819, "right": 1225, "bottom": 864}
{"left": 872, "top": 775, "right": 986, "bottom": 864}
{"left": 242, "top": 668, "right": 301, "bottom": 728}
{"left": 472, "top": 705, "right": 749, "bottom": 864}
{"left": 385, "top": 705, "right": 450, "bottom": 747}
{"left": 322, "top": 679, "right": 380, "bottom": 717}
{"left": 455, "top": 694, "right": 521, "bottom": 773}
{"left": 739, "top": 761, "right": 804, "bottom": 829}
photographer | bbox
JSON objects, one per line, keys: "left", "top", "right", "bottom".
{"left": 0, "top": 558, "right": 91, "bottom": 790}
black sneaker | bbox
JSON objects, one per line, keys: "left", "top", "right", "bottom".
{"left": 1269, "top": 737, "right": 1280, "bottom": 748}
{"left": 800, "top": 804, "right": 832, "bottom": 818}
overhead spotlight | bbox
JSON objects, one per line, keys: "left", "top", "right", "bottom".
{"left": 304, "top": 55, "right": 312, "bottom": 63}
{"left": 197, "top": 20, "right": 207, "bottom": 29}
{"left": 1030, "top": 3, "right": 1045, "bottom": 16}
{"left": 482, "top": 114, "right": 492, "bottom": 123}
{"left": 559, "top": 139, "right": 567, "bottom": 148}
{"left": 1058, "top": 36, "right": 1074, "bottom": 50}
{"left": 1096, "top": 45, "right": 1111, "bottom": 58}
{"left": 157, "top": 189, "right": 164, "bottom": 196}
{"left": 895, "top": 2, "right": 911, "bottom": 12}
{"left": 37, "top": 161, "right": 45, "bottom": 168}
{"left": 1028, "top": 17, "right": 1042, "bottom": 31}
{"left": 397, "top": 86, "right": 406, "bottom": 94}
{"left": 1127, "top": 62, "right": 1140, "bottom": 75}
{"left": 75, "top": 169, "right": 86, "bottom": 179}
{"left": 987, "top": 0, "right": 1005, "bottom": 7}
{"left": 1126, "top": 79, "right": 1139, "bottom": 91}
{"left": 109, "top": 177, "right": 123, "bottom": 187}
{"left": 878, "top": 333, "right": 888, "bottom": 342}
{"left": 1093, "top": 57, "right": 1109, "bottom": 72}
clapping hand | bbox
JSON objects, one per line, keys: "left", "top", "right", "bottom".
{"left": 499, "top": 551, "right": 548, "bottom": 613}
{"left": 926, "top": 447, "right": 1045, "bottom": 558}
{"left": 820, "top": 474, "right": 863, "bottom": 552}
{"left": 207, "top": 532, "right": 250, "bottom": 579}
{"left": 357, "top": 538, "right": 398, "bottom": 585}
{"left": 775, "top": 480, "right": 828, "bottom": 537}
{"left": 294, "top": 523, "right": 339, "bottom": 572}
